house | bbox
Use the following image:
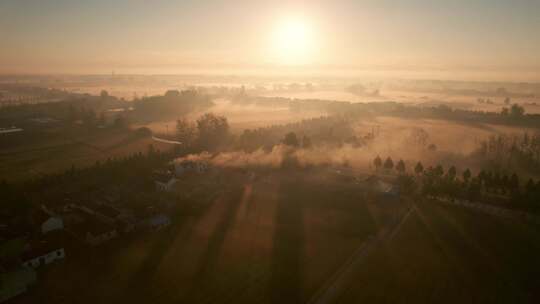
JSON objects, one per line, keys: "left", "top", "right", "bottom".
{"left": 0, "top": 260, "right": 36, "bottom": 303}
{"left": 144, "top": 214, "right": 171, "bottom": 230}
{"left": 363, "top": 175, "right": 400, "bottom": 198}
{"left": 154, "top": 172, "right": 177, "bottom": 192}
{"left": 21, "top": 239, "right": 65, "bottom": 268}
{"left": 64, "top": 209, "right": 118, "bottom": 246}
{"left": 34, "top": 206, "right": 64, "bottom": 235}
{"left": 93, "top": 203, "right": 135, "bottom": 233}
{"left": 92, "top": 204, "right": 121, "bottom": 224}
{"left": 174, "top": 160, "right": 208, "bottom": 176}
{"left": 70, "top": 217, "right": 118, "bottom": 246}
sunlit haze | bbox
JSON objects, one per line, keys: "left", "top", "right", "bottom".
{"left": 1, "top": 0, "right": 539, "bottom": 80}
{"left": 2, "top": 1, "right": 540, "bottom": 304}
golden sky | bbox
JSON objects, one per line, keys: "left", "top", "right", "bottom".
{"left": 1, "top": 0, "right": 539, "bottom": 79}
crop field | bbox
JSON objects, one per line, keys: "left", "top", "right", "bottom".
{"left": 0, "top": 129, "right": 170, "bottom": 181}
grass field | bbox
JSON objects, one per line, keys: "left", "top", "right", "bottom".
{"left": 13, "top": 169, "right": 398, "bottom": 304}
{"left": 11, "top": 169, "right": 540, "bottom": 303}
{"left": 0, "top": 128, "right": 171, "bottom": 181}
{"left": 336, "top": 200, "right": 540, "bottom": 303}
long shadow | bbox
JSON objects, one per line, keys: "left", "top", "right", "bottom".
{"left": 269, "top": 180, "right": 305, "bottom": 304}
{"left": 125, "top": 213, "right": 193, "bottom": 294}
{"left": 179, "top": 186, "right": 244, "bottom": 302}
{"left": 192, "top": 187, "right": 243, "bottom": 280}
{"left": 124, "top": 192, "right": 221, "bottom": 299}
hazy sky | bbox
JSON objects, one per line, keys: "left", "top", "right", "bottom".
{"left": 1, "top": 0, "right": 539, "bottom": 78}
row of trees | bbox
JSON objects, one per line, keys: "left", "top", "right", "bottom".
{"left": 176, "top": 114, "right": 357, "bottom": 152}
{"left": 134, "top": 89, "right": 213, "bottom": 121}
{"left": 372, "top": 156, "right": 540, "bottom": 208}
{"left": 373, "top": 155, "right": 407, "bottom": 174}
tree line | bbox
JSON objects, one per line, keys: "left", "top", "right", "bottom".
{"left": 373, "top": 155, "right": 540, "bottom": 210}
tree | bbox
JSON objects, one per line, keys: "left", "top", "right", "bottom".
{"left": 113, "top": 115, "right": 127, "bottom": 128}
{"left": 301, "top": 135, "right": 312, "bottom": 149}
{"left": 82, "top": 109, "right": 97, "bottom": 127}
{"left": 283, "top": 132, "right": 299, "bottom": 147}
{"left": 414, "top": 162, "right": 424, "bottom": 175}
{"left": 374, "top": 155, "right": 382, "bottom": 171}
{"left": 197, "top": 113, "right": 230, "bottom": 150}
{"left": 447, "top": 166, "right": 457, "bottom": 180}
{"left": 100, "top": 90, "right": 109, "bottom": 99}
{"left": 396, "top": 159, "right": 406, "bottom": 174}
{"left": 98, "top": 112, "right": 106, "bottom": 126}
{"left": 164, "top": 90, "right": 180, "bottom": 98}
{"left": 176, "top": 118, "right": 196, "bottom": 146}
{"left": 68, "top": 104, "right": 79, "bottom": 122}
{"left": 510, "top": 173, "right": 520, "bottom": 191}
{"left": 434, "top": 165, "right": 444, "bottom": 177}
{"left": 462, "top": 168, "right": 471, "bottom": 182}
{"left": 384, "top": 157, "right": 394, "bottom": 170}
{"left": 147, "top": 144, "right": 156, "bottom": 156}
{"left": 526, "top": 178, "right": 535, "bottom": 193}
{"left": 510, "top": 103, "right": 525, "bottom": 117}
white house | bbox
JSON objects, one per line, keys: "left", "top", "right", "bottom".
{"left": 40, "top": 217, "right": 64, "bottom": 234}
{"left": 21, "top": 241, "right": 65, "bottom": 268}
{"left": 85, "top": 229, "right": 117, "bottom": 246}
{"left": 35, "top": 206, "right": 64, "bottom": 234}
{"left": 74, "top": 220, "right": 118, "bottom": 246}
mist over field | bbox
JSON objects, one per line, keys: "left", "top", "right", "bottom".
{"left": 2, "top": 1, "right": 540, "bottom": 304}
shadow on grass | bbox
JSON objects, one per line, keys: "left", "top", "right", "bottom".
{"left": 125, "top": 214, "right": 193, "bottom": 294}
{"left": 192, "top": 187, "right": 244, "bottom": 281}
{"left": 269, "top": 180, "right": 305, "bottom": 304}
{"left": 175, "top": 186, "right": 244, "bottom": 302}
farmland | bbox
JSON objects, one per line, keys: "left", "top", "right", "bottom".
{"left": 10, "top": 167, "right": 540, "bottom": 304}
{"left": 12, "top": 168, "right": 402, "bottom": 304}
{"left": 0, "top": 128, "right": 171, "bottom": 182}
{"left": 337, "top": 200, "right": 540, "bottom": 303}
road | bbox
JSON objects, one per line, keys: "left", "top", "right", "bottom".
{"left": 152, "top": 136, "right": 183, "bottom": 145}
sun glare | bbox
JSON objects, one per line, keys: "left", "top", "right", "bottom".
{"left": 271, "top": 17, "right": 316, "bottom": 65}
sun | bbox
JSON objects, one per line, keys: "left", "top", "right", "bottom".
{"left": 271, "top": 17, "right": 316, "bottom": 65}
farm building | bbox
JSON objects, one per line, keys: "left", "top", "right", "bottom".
{"left": 362, "top": 175, "right": 400, "bottom": 198}
{"left": 154, "top": 171, "right": 177, "bottom": 192}
{"left": 21, "top": 239, "right": 65, "bottom": 269}
{"left": 34, "top": 206, "right": 64, "bottom": 235}
{"left": 174, "top": 160, "right": 209, "bottom": 176}
{"left": 144, "top": 214, "right": 171, "bottom": 230}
